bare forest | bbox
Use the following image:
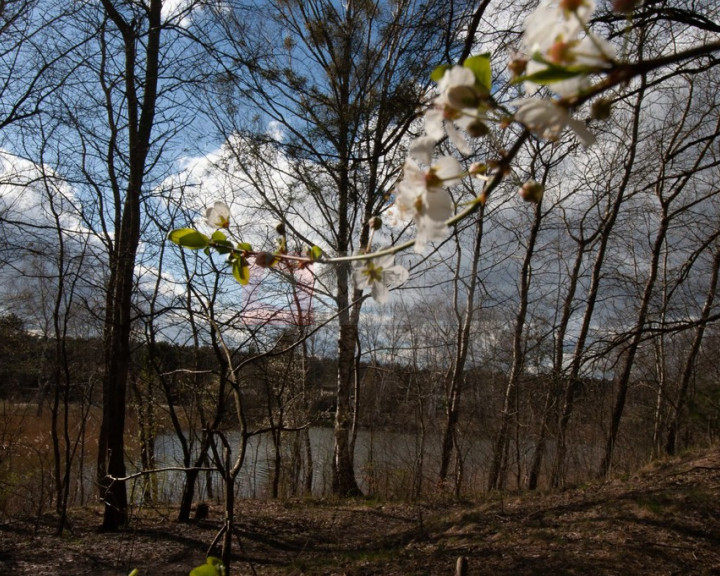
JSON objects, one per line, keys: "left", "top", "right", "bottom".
{"left": 1, "top": 0, "right": 720, "bottom": 574}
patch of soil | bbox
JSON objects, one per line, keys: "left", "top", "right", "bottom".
{"left": 1, "top": 448, "right": 719, "bottom": 575}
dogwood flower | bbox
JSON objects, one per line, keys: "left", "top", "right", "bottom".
{"left": 394, "top": 156, "right": 463, "bottom": 252}
{"left": 352, "top": 253, "right": 409, "bottom": 304}
{"left": 512, "top": 98, "right": 595, "bottom": 146}
{"left": 205, "top": 201, "right": 230, "bottom": 229}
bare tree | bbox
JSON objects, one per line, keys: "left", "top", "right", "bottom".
{"left": 197, "top": 0, "right": 474, "bottom": 496}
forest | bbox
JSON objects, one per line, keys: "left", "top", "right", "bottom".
{"left": 1, "top": 0, "right": 720, "bottom": 574}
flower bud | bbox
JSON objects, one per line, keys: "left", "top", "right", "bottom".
{"left": 519, "top": 180, "right": 544, "bottom": 203}
{"left": 275, "top": 221, "right": 286, "bottom": 236}
{"left": 447, "top": 85, "right": 482, "bottom": 109}
{"left": 500, "top": 116, "right": 513, "bottom": 130}
{"left": 612, "top": 0, "right": 641, "bottom": 13}
{"left": 369, "top": 216, "right": 382, "bottom": 230}
{"left": 466, "top": 120, "right": 490, "bottom": 138}
{"left": 508, "top": 58, "right": 528, "bottom": 79}
{"left": 559, "top": 0, "right": 585, "bottom": 13}
{"left": 254, "top": 251, "right": 276, "bottom": 268}
{"left": 591, "top": 98, "right": 612, "bottom": 121}
{"left": 548, "top": 40, "right": 573, "bottom": 65}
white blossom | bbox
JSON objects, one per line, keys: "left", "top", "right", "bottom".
{"left": 205, "top": 201, "right": 230, "bottom": 229}
{"left": 524, "top": 33, "right": 616, "bottom": 97}
{"left": 394, "top": 156, "right": 463, "bottom": 252}
{"left": 351, "top": 253, "right": 409, "bottom": 304}
{"left": 512, "top": 98, "right": 595, "bottom": 146}
{"left": 523, "top": 0, "right": 596, "bottom": 52}
{"left": 423, "top": 66, "right": 481, "bottom": 155}
{"left": 521, "top": 0, "right": 614, "bottom": 98}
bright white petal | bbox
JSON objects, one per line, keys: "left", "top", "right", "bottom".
{"left": 424, "top": 188, "right": 453, "bottom": 221}
{"left": 371, "top": 280, "right": 390, "bottom": 304}
{"left": 383, "top": 264, "right": 409, "bottom": 287}
{"left": 438, "top": 66, "right": 476, "bottom": 92}
{"left": 205, "top": 201, "right": 230, "bottom": 228}
{"left": 414, "top": 215, "right": 448, "bottom": 253}
{"left": 351, "top": 264, "right": 370, "bottom": 291}
{"left": 433, "top": 156, "right": 464, "bottom": 185}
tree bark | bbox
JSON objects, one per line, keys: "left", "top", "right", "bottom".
{"left": 96, "top": 0, "right": 162, "bottom": 530}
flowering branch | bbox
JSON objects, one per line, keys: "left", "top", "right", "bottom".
{"left": 168, "top": 0, "right": 720, "bottom": 303}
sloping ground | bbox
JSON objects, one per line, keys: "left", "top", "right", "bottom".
{"left": 1, "top": 448, "right": 719, "bottom": 575}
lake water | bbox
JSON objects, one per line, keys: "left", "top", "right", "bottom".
{"left": 135, "top": 427, "right": 496, "bottom": 502}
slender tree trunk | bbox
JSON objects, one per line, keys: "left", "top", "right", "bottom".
{"left": 96, "top": 0, "right": 162, "bottom": 530}
{"left": 439, "top": 208, "right": 485, "bottom": 485}
{"left": 598, "top": 197, "right": 670, "bottom": 477}
{"left": 665, "top": 243, "right": 720, "bottom": 454}
{"left": 303, "top": 427, "right": 314, "bottom": 495}
{"left": 528, "top": 233, "right": 589, "bottom": 489}
{"left": 333, "top": 295, "right": 362, "bottom": 496}
{"left": 551, "top": 74, "right": 647, "bottom": 487}
{"left": 330, "top": 3, "right": 362, "bottom": 497}
{"left": 488, "top": 199, "right": 543, "bottom": 491}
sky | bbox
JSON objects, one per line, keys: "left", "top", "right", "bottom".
{"left": 1, "top": 0, "right": 720, "bottom": 370}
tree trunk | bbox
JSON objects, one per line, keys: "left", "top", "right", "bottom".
{"left": 96, "top": 0, "right": 162, "bottom": 530}
{"left": 551, "top": 72, "right": 647, "bottom": 488}
{"left": 488, "top": 198, "right": 543, "bottom": 491}
{"left": 665, "top": 243, "right": 720, "bottom": 454}
{"left": 333, "top": 294, "right": 362, "bottom": 496}
{"left": 439, "top": 209, "right": 485, "bottom": 485}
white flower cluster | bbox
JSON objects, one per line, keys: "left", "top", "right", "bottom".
{"left": 512, "top": 0, "right": 615, "bottom": 146}
{"left": 351, "top": 0, "right": 618, "bottom": 303}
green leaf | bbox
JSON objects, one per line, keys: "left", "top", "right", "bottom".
{"left": 232, "top": 257, "right": 250, "bottom": 285}
{"left": 463, "top": 54, "right": 492, "bottom": 92}
{"left": 128, "top": 570, "right": 139, "bottom": 576}
{"left": 210, "top": 231, "right": 234, "bottom": 255}
{"left": 213, "top": 241, "right": 233, "bottom": 255}
{"left": 189, "top": 556, "right": 225, "bottom": 576}
{"left": 237, "top": 242, "right": 253, "bottom": 252}
{"left": 188, "top": 564, "right": 221, "bottom": 576}
{"left": 168, "top": 228, "right": 210, "bottom": 250}
{"left": 309, "top": 245, "right": 323, "bottom": 261}
{"left": 430, "top": 63, "right": 450, "bottom": 82}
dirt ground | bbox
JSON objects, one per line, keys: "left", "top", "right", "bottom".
{"left": 1, "top": 448, "right": 719, "bottom": 575}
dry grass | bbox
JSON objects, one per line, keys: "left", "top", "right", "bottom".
{"left": 0, "top": 447, "right": 719, "bottom": 575}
